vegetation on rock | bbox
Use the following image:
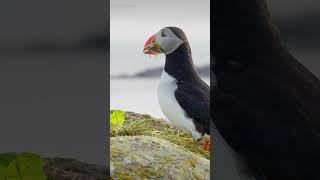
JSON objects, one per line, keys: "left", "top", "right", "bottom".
{"left": 44, "top": 158, "right": 108, "bottom": 180}
{"left": 110, "top": 136, "right": 210, "bottom": 180}
{"left": 0, "top": 153, "right": 108, "bottom": 180}
{"left": 110, "top": 111, "right": 210, "bottom": 159}
{"left": 0, "top": 152, "right": 46, "bottom": 180}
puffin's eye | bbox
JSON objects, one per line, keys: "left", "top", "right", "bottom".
{"left": 161, "top": 30, "right": 166, "bottom": 37}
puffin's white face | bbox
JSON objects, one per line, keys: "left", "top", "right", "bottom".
{"left": 143, "top": 28, "right": 184, "bottom": 55}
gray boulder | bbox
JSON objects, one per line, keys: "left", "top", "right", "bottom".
{"left": 110, "top": 136, "right": 210, "bottom": 180}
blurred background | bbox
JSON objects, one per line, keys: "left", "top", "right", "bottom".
{"left": 268, "top": 0, "right": 320, "bottom": 77}
{"left": 111, "top": 0, "right": 320, "bottom": 119}
{"left": 110, "top": 0, "right": 210, "bottom": 118}
{"left": 0, "top": 0, "right": 320, "bottom": 166}
{"left": 0, "top": 0, "right": 107, "bottom": 164}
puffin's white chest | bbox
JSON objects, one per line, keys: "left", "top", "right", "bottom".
{"left": 157, "top": 71, "right": 202, "bottom": 140}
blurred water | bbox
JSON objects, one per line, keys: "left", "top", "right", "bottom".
{"left": 110, "top": 49, "right": 320, "bottom": 119}
{"left": 110, "top": 40, "right": 210, "bottom": 76}
{"left": 110, "top": 77, "right": 210, "bottom": 118}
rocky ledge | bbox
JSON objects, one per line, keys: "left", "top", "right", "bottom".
{"left": 44, "top": 158, "right": 109, "bottom": 180}
{"left": 110, "top": 111, "right": 210, "bottom": 180}
{"left": 110, "top": 136, "right": 209, "bottom": 180}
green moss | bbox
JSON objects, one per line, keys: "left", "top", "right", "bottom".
{"left": 112, "top": 165, "right": 163, "bottom": 180}
{"left": 142, "top": 168, "right": 156, "bottom": 177}
{"left": 110, "top": 149, "right": 125, "bottom": 163}
{"left": 163, "top": 156, "right": 173, "bottom": 164}
{"left": 110, "top": 111, "right": 210, "bottom": 159}
{"left": 110, "top": 148, "right": 126, "bottom": 155}
{"left": 187, "top": 159, "right": 198, "bottom": 167}
{"left": 112, "top": 170, "right": 132, "bottom": 180}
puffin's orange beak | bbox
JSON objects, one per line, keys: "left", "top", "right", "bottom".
{"left": 143, "top": 33, "right": 162, "bottom": 55}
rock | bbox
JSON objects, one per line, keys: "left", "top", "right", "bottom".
{"left": 110, "top": 136, "right": 210, "bottom": 180}
{"left": 44, "top": 158, "right": 109, "bottom": 180}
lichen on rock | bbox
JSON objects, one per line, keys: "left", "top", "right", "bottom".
{"left": 110, "top": 136, "right": 210, "bottom": 180}
{"left": 110, "top": 111, "right": 210, "bottom": 180}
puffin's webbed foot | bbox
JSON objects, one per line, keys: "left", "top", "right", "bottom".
{"left": 202, "top": 140, "right": 209, "bottom": 151}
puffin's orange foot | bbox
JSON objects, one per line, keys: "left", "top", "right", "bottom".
{"left": 202, "top": 140, "right": 209, "bottom": 151}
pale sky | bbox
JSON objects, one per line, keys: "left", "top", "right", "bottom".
{"left": 110, "top": 0, "right": 211, "bottom": 74}
{"left": 111, "top": 0, "right": 210, "bottom": 41}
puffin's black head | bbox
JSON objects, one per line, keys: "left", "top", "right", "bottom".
{"left": 143, "top": 26, "right": 187, "bottom": 55}
{"left": 143, "top": 27, "right": 196, "bottom": 80}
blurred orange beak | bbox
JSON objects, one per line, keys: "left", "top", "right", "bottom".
{"left": 143, "top": 33, "right": 162, "bottom": 55}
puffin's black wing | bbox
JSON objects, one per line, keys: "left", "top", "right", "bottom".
{"left": 212, "top": 55, "right": 320, "bottom": 179}
{"left": 175, "top": 78, "right": 210, "bottom": 135}
{"left": 212, "top": 0, "right": 320, "bottom": 179}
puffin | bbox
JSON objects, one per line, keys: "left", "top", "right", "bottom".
{"left": 212, "top": 0, "right": 320, "bottom": 179}
{"left": 143, "top": 27, "right": 210, "bottom": 150}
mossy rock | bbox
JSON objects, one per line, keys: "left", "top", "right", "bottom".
{"left": 110, "top": 136, "right": 209, "bottom": 180}
{"left": 111, "top": 111, "right": 210, "bottom": 159}
{"left": 44, "top": 158, "right": 108, "bottom": 180}
{"left": 0, "top": 153, "right": 109, "bottom": 180}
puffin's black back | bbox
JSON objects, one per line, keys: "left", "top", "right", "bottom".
{"left": 163, "top": 26, "right": 211, "bottom": 135}
{"left": 212, "top": 0, "right": 320, "bottom": 179}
